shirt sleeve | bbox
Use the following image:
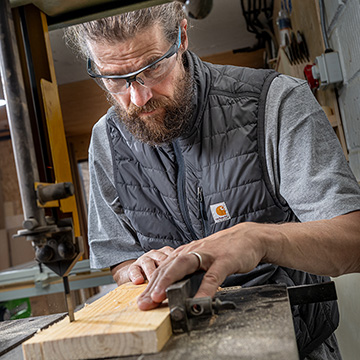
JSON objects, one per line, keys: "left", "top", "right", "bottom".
{"left": 264, "top": 75, "right": 360, "bottom": 222}
{"left": 87, "top": 115, "right": 145, "bottom": 269}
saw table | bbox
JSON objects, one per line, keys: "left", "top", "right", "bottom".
{"left": 1, "top": 284, "right": 300, "bottom": 360}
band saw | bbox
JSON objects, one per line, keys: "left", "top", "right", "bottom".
{"left": 1, "top": 272, "right": 337, "bottom": 360}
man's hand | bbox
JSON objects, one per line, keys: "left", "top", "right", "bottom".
{"left": 111, "top": 246, "right": 175, "bottom": 286}
{"left": 137, "top": 211, "right": 360, "bottom": 311}
{"left": 137, "top": 222, "right": 265, "bottom": 310}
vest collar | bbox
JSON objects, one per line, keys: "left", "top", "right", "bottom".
{"left": 178, "top": 51, "right": 211, "bottom": 143}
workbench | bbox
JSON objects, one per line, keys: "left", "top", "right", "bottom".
{"left": 1, "top": 284, "right": 300, "bottom": 360}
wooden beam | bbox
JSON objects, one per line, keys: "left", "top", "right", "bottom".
{"left": 59, "top": 79, "right": 109, "bottom": 138}
{"left": 273, "top": 0, "right": 325, "bottom": 59}
{"left": 201, "top": 48, "right": 265, "bottom": 69}
{"left": 22, "top": 283, "right": 171, "bottom": 360}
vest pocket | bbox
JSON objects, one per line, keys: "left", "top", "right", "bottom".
{"left": 197, "top": 186, "right": 209, "bottom": 237}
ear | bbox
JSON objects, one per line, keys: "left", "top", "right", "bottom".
{"left": 180, "top": 19, "right": 188, "bottom": 51}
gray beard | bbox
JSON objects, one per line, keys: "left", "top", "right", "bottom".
{"left": 108, "top": 70, "right": 194, "bottom": 146}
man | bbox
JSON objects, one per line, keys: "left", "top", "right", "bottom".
{"left": 65, "top": 2, "right": 360, "bottom": 359}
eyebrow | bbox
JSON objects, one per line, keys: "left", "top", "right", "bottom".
{"left": 99, "top": 53, "right": 163, "bottom": 77}
{"left": 144, "top": 55, "right": 160, "bottom": 66}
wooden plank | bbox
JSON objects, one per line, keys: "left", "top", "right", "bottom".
{"left": 59, "top": 79, "right": 109, "bottom": 138}
{"left": 273, "top": 0, "right": 324, "bottom": 77}
{"left": 0, "top": 229, "right": 10, "bottom": 271}
{"left": 275, "top": 47, "right": 310, "bottom": 80}
{"left": 272, "top": 1, "right": 348, "bottom": 159}
{"left": 22, "top": 283, "right": 172, "bottom": 360}
{"left": 0, "top": 106, "right": 8, "bottom": 132}
{"left": 316, "top": 89, "right": 348, "bottom": 159}
{"left": 8, "top": 228, "right": 35, "bottom": 267}
{"left": 273, "top": 0, "right": 325, "bottom": 59}
{"left": 0, "top": 141, "right": 21, "bottom": 206}
{"left": 67, "top": 133, "right": 92, "bottom": 162}
{"left": 201, "top": 48, "right": 265, "bottom": 69}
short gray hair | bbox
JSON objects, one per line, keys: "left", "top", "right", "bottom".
{"left": 64, "top": 2, "right": 186, "bottom": 59}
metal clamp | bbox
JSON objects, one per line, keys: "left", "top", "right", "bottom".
{"left": 167, "top": 272, "right": 235, "bottom": 333}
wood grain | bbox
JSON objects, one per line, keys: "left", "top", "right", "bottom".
{"left": 273, "top": 0, "right": 325, "bottom": 58}
{"left": 59, "top": 79, "right": 109, "bottom": 138}
{"left": 201, "top": 48, "right": 265, "bottom": 69}
{"left": 22, "top": 283, "right": 171, "bottom": 360}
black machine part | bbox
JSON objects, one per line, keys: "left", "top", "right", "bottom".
{"left": 167, "top": 272, "right": 338, "bottom": 333}
{"left": 0, "top": 0, "right": 82, "bottom": 278}
{"left": 178, "top": 0, "right": 213, "bottom": 19}
{"left": 37, "top": 182, "right": 75, "bottom": 205}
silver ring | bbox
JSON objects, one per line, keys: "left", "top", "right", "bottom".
{"left": 189, "top": 251, "right": 203, "bottom": 270}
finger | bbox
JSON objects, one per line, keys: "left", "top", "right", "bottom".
{"left": 153, "top": 253, "right": 169, "bottom": 267}
{"left": 150, "top": 254, "right": 200, "bottom": 301}
{"left": 128, "top": 264, "right": 145, "bottom": 285}
{"left": 159, "top": 246, "right": 175, "bottom": 256}
{"left": 137, "top": 253, "right": 201, "bottom": 310}
{"left": 140, "top": 257, "right": 158, "bottom": 281}
{"left": 146, "top": 249, "right": 170, "bottom": 266}
{"left": 194, "top": 262, "right": 229, "bottom": 298}
{"left": 130, "top": 251, "right": 168, "bottom": 283}
{"left": 173, "top": 242, "right": 196, "bottom": 255}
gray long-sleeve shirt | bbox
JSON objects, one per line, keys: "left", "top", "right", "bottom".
{"left": 87, "top": 74, "right": 360, "bottom": 269}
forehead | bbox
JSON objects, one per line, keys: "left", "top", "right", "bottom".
{"left": 87, "top": 23, "right": 170, "bottom": 73}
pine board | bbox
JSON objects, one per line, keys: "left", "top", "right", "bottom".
{"left": 22, "top": 283, "right": 171, "bottom": 360}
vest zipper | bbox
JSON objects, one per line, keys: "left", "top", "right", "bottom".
{"left": 173, "top": 140, "right": 198, "bottom": 241}
{"left": 197, "top": 186, "right": 209, "bottom": 237}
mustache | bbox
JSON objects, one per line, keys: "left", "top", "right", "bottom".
{"left": 127, "top": 98, "right": 169, "bottom": 116}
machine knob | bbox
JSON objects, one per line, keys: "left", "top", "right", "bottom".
{"left": 35, "top": 244, "right": 54, "bottom": 262}
{"left": 58, "top": 241, "right": 76, "bottom": 260}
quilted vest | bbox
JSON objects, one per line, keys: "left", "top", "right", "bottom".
{"left": 106, "top": 51, "right": 339, "bottom": 358}
{"left": 107, "top": 52, "right": 296, "bottom": 250}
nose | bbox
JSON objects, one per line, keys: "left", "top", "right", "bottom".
{"left": 129, "top": 82, "right": 153, "bottom": 107}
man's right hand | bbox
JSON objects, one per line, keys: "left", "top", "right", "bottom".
{"left": 111, "top": 246, "right": 175, "bottom": 286}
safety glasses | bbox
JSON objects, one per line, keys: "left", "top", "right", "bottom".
{"left": 87, "top": 27, "right": 182, "bottom": 94}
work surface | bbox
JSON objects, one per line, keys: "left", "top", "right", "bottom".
{"left": 1, "top": 283, "right": 299, "bottom": 360}
{"left": 132, "top": 284, "right": 300, "bottom": 360}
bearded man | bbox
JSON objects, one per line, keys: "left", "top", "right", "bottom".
{"left": 65, "top": 2, "right": 360, "bottom": 359}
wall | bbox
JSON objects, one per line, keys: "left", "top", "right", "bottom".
{"left": 323, "top": 1, "right": 360, "bottom": 359}
{"left": 0, "top": 138, "right": 35, "bottom": 270}
{"left": 326, "top": 0, "right": 360, "bottom": 180}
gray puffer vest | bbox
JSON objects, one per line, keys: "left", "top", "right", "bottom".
{"left": 106, "top": 51, "right": 339, "bottom": 358}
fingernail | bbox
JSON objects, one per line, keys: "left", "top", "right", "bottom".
{"left": 132, "top": 277, "right": 143, "bottom": 285}
{"left": 152, "top": 286, "right": 161, "bottom": 295}
{"left": 150, "top": 287, "right": 164, "bottom": 302}
{"left": 138, "top": 296, "right": 153, "bottom": 304}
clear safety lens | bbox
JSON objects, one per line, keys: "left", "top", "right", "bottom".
{"left": 93, "top": 54, "right": 178, "bottom": 94}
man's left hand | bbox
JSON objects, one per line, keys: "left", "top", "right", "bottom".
{"left": 137, "top": 222, "right": 265, "bottom": 310}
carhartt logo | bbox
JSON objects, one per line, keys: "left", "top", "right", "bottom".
{"left": 216, "top": 205, "right": 227, "bottom": 216}
{"left": 210, "top": 202, "right": 231, "bottom": 223}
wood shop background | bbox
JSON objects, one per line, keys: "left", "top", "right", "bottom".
{"left": 0, "top": 1, "right": 359, "bottom": 359}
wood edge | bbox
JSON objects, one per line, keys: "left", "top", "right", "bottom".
{"left": 156, "top": 311, "right": 173, "bottom": 351}
{"left": 22, "top": 283, "right": 171, "bottom": 359}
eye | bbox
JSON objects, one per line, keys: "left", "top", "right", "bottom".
{"left": 102, "top": 78, "right": 124, "bottom": 92}
{"left": 103, "top": 78, "right": 117, "bottom": 86}
{"left": 145, "top": 62, "right": 163, "bottom": 74}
